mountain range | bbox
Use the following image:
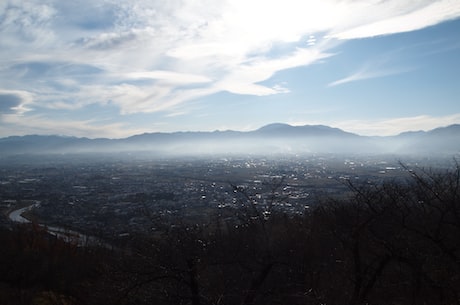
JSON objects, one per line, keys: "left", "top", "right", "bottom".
{"left": 1, "top": 123, "right": 459, "bottom": 157}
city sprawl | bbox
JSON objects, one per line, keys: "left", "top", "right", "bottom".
{"left": 0, "top": 154, "right": 452, "bottom": 241}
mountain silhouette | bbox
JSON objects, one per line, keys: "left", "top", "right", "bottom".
{"left": 0, "top": 124, "right": 459, "bottom": 157}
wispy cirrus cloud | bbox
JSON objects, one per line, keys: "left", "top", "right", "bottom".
{"left": 328, "top": 65, "right": 414, "bottom": 87}
{"left": 123, "top": 71, "right": 212, "bottom": 85}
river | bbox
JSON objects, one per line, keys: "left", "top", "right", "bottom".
{"left": 8, "top": 203, "right": 40, "bottom": 223}
{"left": 7, "top": 203, "right": 112, "bottom": 248}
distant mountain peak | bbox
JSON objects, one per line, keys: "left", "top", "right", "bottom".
{"left": 256, "top": 123, "right": 293, "bottom": 131}
{"left": 255, "top": 123, "right": 358, "bottom": 138}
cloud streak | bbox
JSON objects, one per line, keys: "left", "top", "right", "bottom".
{"left": 328, "top": 66, "right": 414, "bottom": 87}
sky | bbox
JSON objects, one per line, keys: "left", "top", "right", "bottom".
{"left": 1, "top": 0, "right": 460, "bottom": 138}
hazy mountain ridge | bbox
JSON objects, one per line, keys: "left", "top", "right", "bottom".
{"left": 1, "top": 124, "right": 459, "bottom": 156}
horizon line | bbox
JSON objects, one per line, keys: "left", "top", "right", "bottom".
{"left": 1, "top": 122, "right": 459, "bottom": 140}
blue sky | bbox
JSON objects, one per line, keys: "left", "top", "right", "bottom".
{"left": 1, "top": 0, "right": 460, "bottom": 138}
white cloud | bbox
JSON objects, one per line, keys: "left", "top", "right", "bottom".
{"left": 333, "top": 0, "right": 460, "bottom": 39}
{"left": 0, "top": 89, "right": 34, "bottom": 115}
{"left": 215, "top": 47, "right": 333, "bottom": 95}
{"left": 0, "top": 0, "right": 56, "bottom": 48}
{"left": 0, "top": 113, "right": 145, "bottom": 138}
{"left": 123, "top": 70, "right": 212, "bottom": 85}
{"left": 331, "top": 114, "right": 460, "bottom": 136}
{"left": 164, "top": 111, "right": 188, "bottom": 118}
